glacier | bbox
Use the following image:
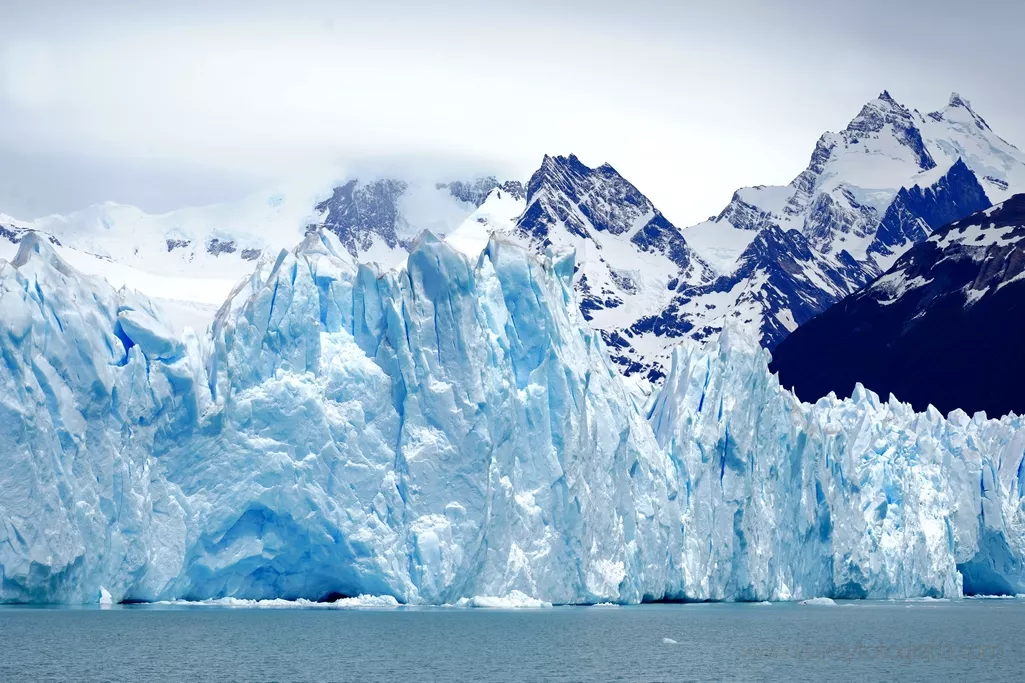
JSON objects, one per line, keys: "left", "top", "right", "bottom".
{"left": 1, "top": 230, "right": 1024, "bottom": 604}
{"left": 648, "top": 329, "right": 1025, "bottom": 599}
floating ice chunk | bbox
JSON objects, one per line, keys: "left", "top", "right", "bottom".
{"left": 798, "top": 597, "right": 837, "bottom": 606}
{"left": 462, "top": 591, "right": 553, "bottom": 609}
{"left": 329, "top": 595, "right": 401, "bottom": 609}
{"left": 662, "top": 638, "right": 679, "bottom": 645}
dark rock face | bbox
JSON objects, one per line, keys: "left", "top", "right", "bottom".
{"left": 868, "top": 159, "right": 991, "bottom": 259}
{"left": 771, "top": 195, "right": 1025, "bottom": 416}
{"left": 510, "top": 153, "right": 712, "bottom": 379}
{"left": 517, "top": 154, "right": 706, "bottom": 276}
{"left": 600, "top": 330, "right": 644, "bottom": 376}
{"left": 790, "top": 135, "right": 838, "bottom": 201}
{"left": 844, "top": 91, "right": 936, "bottom": 172}
{"left": 437, "top": 178, "right": 526, "bottom": 206}
{"left": 930, "top": 92, "right": 993, "bottom": 132}
{"left": 577, "top": 274, "right": 623, "bottom": 322}
{"left": 311, "top": 176, "right": 518, "bottom": 259}
{"left": 0, "top": 223, "right": 21, "bottom": 244}
{"left": 634, "top": 226, "right": 874, "bottom": 372}
{"left": 986, "top": 176, "right": 1010, "bottom": 192}
{"left": 801, "top": 188, "right": 880, "bottom": 253}
{"left": 0, "top": 223, "right": 59, "bottom": 247}
{"left": 519, "top": 155, "right": 654, "bottom": 241}
{"left": 166, "top": 239, "right": 191, "bottom": 252}
{"left": 630, "top": 213, "right": 702, "bottom": 272}
{"left": 670, "top": 90, "right": 1020, "bottom": 379}
{"left": 497, "top": 181, "right": 527, "bottom": 202}
{"left": 716, "top": 189, "right": 780, "bottom": 232}
{"left": 313, "top": 179, "right": 409, "bottom": 257}
{"left": 206, "top": 238, "right": 237, "bottom": 256}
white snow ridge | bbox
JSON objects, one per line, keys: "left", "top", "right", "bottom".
{"left": 1, "top": 229, "right": 1024, "bottom": 605}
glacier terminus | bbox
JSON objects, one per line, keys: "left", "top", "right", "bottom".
{"left": 1, "top": 228, "right": 1024, "bottom": 605}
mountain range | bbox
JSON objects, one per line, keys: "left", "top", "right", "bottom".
{"left": 2, "top": 90, "right": 1024, "bottom": 383}
{"left": 771, "top": 193, "right": 1025, "bottom": 416}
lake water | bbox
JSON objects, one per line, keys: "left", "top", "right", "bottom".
{"left": 1, "top": 600, "right": 1022, "bottom": 682}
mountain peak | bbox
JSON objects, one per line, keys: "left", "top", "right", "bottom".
{"left": 539, "top": 153, "right": 588, "bottom": 173}
{"left": 871, "top": 89, "right": 907, "bottom": 114}
{"left": 948, "top": 156, "right": 971, "bottom": 174}
{"left": 852, "top": 90, "right": 909, "bottom": 121}
{"left": 847, "top": 92, "right": 910, "bottom": 135}
{"left": 526, "top": 153, "right": 622, "bottom": 211}
{"left": 945, "top": 91, "right": 991, "bottom": 131}
{"left": 523, "top": 153, "right": 655, "bottom": 239}
{"left": 842, "top": 90, "right": 935, "bottom": 171}
{"left": 948, "top": 91, "right": 970, "bottom": 109}
{"left": 926, "top": 91, "right": 993, "bottom": 133}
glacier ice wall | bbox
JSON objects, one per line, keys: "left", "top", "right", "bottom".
{"left": 648, "top": 328, "right": 1025, "bottom": 599}
{"left": 169, "top": 229, "right": 687, "bottom": 605}
{"left": 0, "top": 235, "right": 207, "bottom": 603}
{"left": 1, "top": 231, "right": 1024, "bottom": 604}
{"left": 1, "top": 231, "right": 683, "bottom": 604}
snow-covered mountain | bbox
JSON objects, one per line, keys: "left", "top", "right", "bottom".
{"left": 3, "top": 91, "right": 1022, "bottom": 382}
{"left": 447, "top": 92, "right": 1024, "bottom": 380}
{"left": 866, "top": 158, "right": 990, "bottom": 264}
{"left": 635, "top": 225, "right": 875, "bottom": 353}
{"left": 706, "top": 91, "right": 1023, "bottom": 258}
{"left": 2, "top": 232, "right": 1024, "bottom": 604}
{"left": 494, "top": 154, "right": 712, "bottom": 374}
{"left": 427, "top": 154, "right": 713, "bottom": 377}
{"left": 312, "top": 176, "right": 525, "bottom": 266}
{"left": 2, "top": 153, "right": 720, "bottom": 380}
{"left": 771, "top": 194, "right": 1025, "bottom": 416}
{"left": 644, "top": 91, "right": 1025, "bottom": 365}
{"left": 0, "top": 175, "right": 514, "bottom": 332}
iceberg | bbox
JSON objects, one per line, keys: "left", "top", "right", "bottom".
{"left": 1, "top": 230, "right": 1024, "bottom": 605}
{"left": 458, "top": 591, "right": 553, "bottom": 609}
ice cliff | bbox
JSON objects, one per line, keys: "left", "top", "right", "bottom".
{"left": 1, "top": 232, "right": 1023, "bottom": 603}
{"left": 648, "top": 330, "right": 1025, "bottom": 599}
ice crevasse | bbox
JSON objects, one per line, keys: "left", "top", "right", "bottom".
{"left": 0, "top": 230, "right": 1023, "bottom": 604}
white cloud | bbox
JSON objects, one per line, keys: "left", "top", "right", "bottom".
{"left": 1, "top": 41, "right": 59, "bottom": 108}
{"left": 1, "top": 0, "right": 1023, "bottom": 224}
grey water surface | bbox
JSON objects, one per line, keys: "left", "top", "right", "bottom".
{"left": 0, "top": 600, "right": 1021, "bottom": 682}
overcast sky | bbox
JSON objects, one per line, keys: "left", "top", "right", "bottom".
{"left": 2, "top": 0, "right": 1024, "bottom": 225}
